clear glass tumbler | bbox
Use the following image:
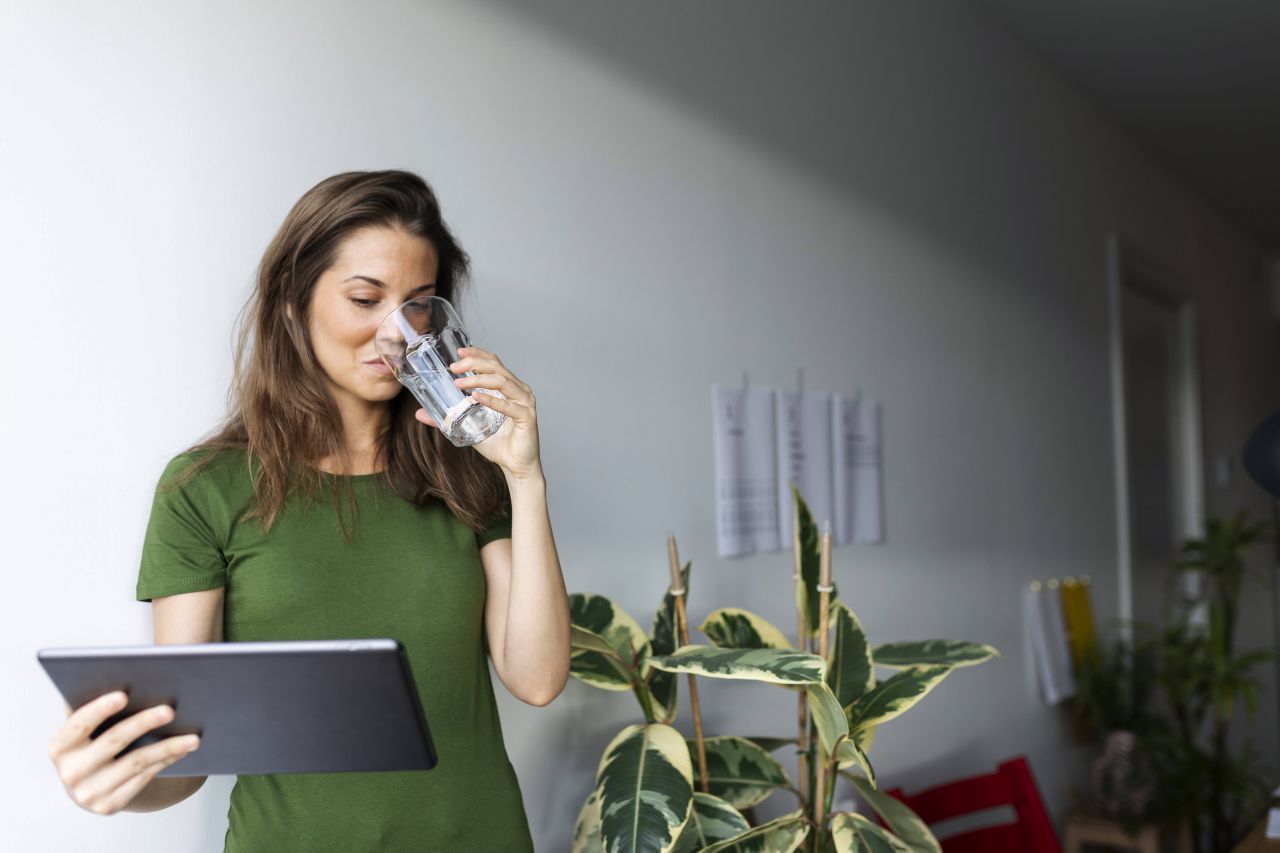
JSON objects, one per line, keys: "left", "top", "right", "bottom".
{"left": 375, "top": 296, "right": 507, "bottom": 447}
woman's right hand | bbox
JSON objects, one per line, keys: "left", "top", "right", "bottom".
{"left": 49, "top": 690, "right": 201, "bottom": 815}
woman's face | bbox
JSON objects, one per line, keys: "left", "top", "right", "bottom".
{"left": 306, "top": 225, "right": 438, "bottom": 410}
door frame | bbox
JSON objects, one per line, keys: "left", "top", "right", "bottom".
{"left": 1106, "top": 233, "right": 1206, "bottom": 627}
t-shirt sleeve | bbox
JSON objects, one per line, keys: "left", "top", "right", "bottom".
{"left": 476, "top": 516, "right": 512, "bottom": 549}
{"left": 136, "top": 455, "right": 229, "bottom": 602}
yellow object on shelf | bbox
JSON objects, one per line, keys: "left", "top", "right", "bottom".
{"left": 1059, "top": 576, "right": 1098, "bottom": 667}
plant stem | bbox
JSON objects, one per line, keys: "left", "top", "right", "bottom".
{"left": 1210, "top": 721, "right": 1227, "bottom": 852}
{"left": 634, "top": 680, "right": 657, "bottom": 724}
{"left": 823, "top": 747, "right": 840, "bottom": 820}
{"left": 806, "top": 719, "right": 819, "bottom": 851}
{"left": 795, "top": 520, "right": 809, "bottom": 808}
{"left": 797, "top": 690, "right": 809, "bottom": 804}
{"left": 813, "top": 525, "right": 833, "bottom": 831}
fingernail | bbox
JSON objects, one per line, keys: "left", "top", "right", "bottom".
{"left": 109, "top": 691, "right": 127, "bottom": 705}
{"left": 185, "top": 736, "right": 201, "bottom": 749}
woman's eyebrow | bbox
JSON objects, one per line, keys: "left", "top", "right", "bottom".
{"left": 342, "top": 275, "right": 436, "bottom": 292}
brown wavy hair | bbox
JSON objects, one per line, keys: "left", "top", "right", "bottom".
{"left": 177, "top": 169, "right": 509, "bottom": 537}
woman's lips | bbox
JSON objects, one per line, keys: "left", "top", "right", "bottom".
{"left": 365, "top": 359, "right": 393, "bottom": 376}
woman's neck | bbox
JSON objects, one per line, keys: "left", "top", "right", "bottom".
{"left": 313, "top": 449, "right": 383, "bottom": 476}
{"left": 317, "top": 392, "right": 392, "bottom": 475}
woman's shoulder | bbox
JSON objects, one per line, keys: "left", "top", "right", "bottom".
{"left": 157, "top": 445, "right": 254, "bottom": 496}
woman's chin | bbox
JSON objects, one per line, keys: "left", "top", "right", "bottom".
{"left": 358, "top": 378, "right": 404, "bottom": 403}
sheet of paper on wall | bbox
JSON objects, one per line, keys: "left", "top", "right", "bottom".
{"left": 711, "top": 385, "right": 780, "bottom": 557}
{"left": 831, "top": 394, "right": 859, "bottom": 546}
{"left": 1024, "top": 582, "right": 1076, "bottom": 704}
{"left": 775, "top": 390, "right": 834, "bottom": 547}
{"left": 852, "top": 397, "right": 885, "bottom": 544}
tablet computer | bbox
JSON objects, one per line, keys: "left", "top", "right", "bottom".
{"left": 37, "top": 638, "right": 436, "bottom": 777}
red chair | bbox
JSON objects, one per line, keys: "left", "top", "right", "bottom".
{"left": 886, "top": 756, "right": 1060, "bottom": 852}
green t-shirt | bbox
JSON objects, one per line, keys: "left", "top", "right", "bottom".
{"left": 136, "top": 449, "right": 533, "bottom": 853}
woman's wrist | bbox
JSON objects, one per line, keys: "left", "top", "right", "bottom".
{"left": 504, "top": 464, "right": 546, "bottom": 492}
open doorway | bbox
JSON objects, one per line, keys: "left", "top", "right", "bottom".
{"left": 1108, "top": 235, "right": 1206, "bottom": 633}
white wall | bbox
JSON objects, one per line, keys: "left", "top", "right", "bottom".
{"left": 2, "top": 1, "right": 1276, "bottom": 849}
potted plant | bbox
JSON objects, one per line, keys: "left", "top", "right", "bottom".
{"left": 1073, "top": 639, "right": 1163, "bottom": 827}
{"left": 568, "top": 488, "right": 998, "bottom": 852}
{"left": 1153, "top": 511, "right": 1274, "bottom": 852}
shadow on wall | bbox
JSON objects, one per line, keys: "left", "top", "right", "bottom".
{"left": 473, "top": 0, "right": 1140, "bottom": 308}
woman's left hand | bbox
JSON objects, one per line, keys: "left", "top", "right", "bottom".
{"left": 414, "top": 347, "right": 542, "bottom": 481}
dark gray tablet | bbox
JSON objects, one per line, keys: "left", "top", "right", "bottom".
{"left": 37, "top": 638, "right": 436, "bottom": 777}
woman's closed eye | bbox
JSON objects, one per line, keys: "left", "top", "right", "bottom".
{"left": 350, "top": 297, "right": 380, "bottom": 308}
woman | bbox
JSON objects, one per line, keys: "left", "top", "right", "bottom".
{"left": 47, "top": 170, "right": 569, "bottom": 851}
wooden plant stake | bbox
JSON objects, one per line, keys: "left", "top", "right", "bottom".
{"left": 812, "top": 522, "right": 834, "bottom": 828}
{"left": 668, "top": 534, "right": 709, "bottom": 793}
{"left": 794, "top": 510, "right": 809, "bottom": 804}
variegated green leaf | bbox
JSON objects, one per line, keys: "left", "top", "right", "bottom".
{"left": 830, "top": 812, "right": 912, "bottom": 852}
{"left": 847, "top": 666, "right": 953, "bottom": 731}
{"left": 572, "top": 787, "right": 604, "bottom": 853}
{"left": 571, "top": 625, "right": 636, "bottom": 691}
{"left": 649, "top": 563, "right": 692, "bottom": 724}
{"left": 686, "top": 736, "right": 794, "bottom": 809}
{"left": 573, "top": 624, "right": 626, "bottom": 656}
{"left": 571, "top": 593, "right": 651, "bottom": 660}
{"left": 672, "top": 793, "right": 751, "bottom": 853}
{"left": 701, "top": 809, "right": 810, "bottom": 853}
{"left": 805, "top": 681, "right": 850, "bottom": 757}
{"left": 571, "top": 593, "right": 651, "bottom": 693}
{"left": 648, "top": 645, "right": 826, "bottom": 686}
{"left": 791, "top": 486, "right": 835, "bottom": 638}
{"left": 646, "top": 673, "right": 679, "bottom": 723}
{"left": 834, "top": 738, "right": 875, "bottom": 788}
{"left": 596, "top": 724, "right": 694, "bottom": 853}
{"left": 650, "top": 564, "right": 692, "bottom": 656}
{"left": 854, "top": 725, "right": 876, "bottom": 753}
{"left": 872, "top": 640, "right": 998, "bottom": 669}
{"left": 828, "top": 601, "right": 874, "bottom": 707}
{"left": 845, "top": 775, "right": 940, "bottom": 853}
{"left": 571, "top": 654, "right": 636, "bottom": 692}
{"left": 744, "top": 736, "right": 798, "bottom": 754}
{"left": 700, "top": 608, "right": 794, "bottom": 650}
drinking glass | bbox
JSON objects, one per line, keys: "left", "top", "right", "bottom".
{"left": 375, "top": 296, "right": 506, "bottom": 447}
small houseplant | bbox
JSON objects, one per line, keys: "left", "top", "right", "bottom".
{"left": 1153, "top": 511, "right": 1274, "bottom": 852}
{"left": 1073, "top": 639, "right": 1163, "bottom": 827}
{"left": 568, "top": 488, "right": 998, "bottom": 852}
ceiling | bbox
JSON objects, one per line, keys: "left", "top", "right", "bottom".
{"left": 973, "top": 0, "right": 1280, "bottom": 250}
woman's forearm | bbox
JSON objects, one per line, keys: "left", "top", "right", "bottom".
{"left": 501, "top": 472, "right": 570, "bottom": 704}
